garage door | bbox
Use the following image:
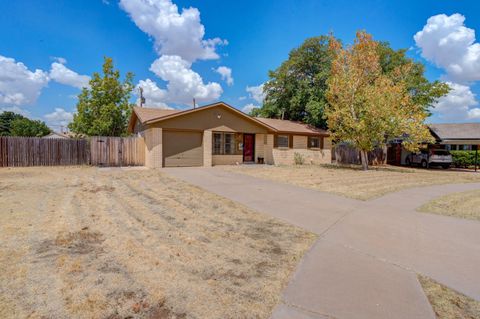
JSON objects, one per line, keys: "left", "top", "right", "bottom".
{"left": 163, "top": 131, "right": 203, "bottom": 167}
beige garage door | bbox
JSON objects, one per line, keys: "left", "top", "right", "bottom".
{"left": 163, "top": 131, "right": 203, "bottom": 167}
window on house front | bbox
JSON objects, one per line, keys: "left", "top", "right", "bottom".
{"left": 212, "top": 132, "right": 240, "bottom": 155}
{"left": 277, "top": 135, "right": 289, "bottom": 148}
{"left": 224, "top": 133, "right": 234, "bottom": 155}
{"left": 308, "top": 137, "right": 320, "bottom": 148}
{"left": 213, "top": 133, "right": 222, "bottom": 155}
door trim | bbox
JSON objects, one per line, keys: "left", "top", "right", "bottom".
{"left": 243, "top": 133, "right": 255, "bottom": 162}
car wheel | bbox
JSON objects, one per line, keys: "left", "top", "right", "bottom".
{"left": 442, "top": 164, "right": 450, "bottom": 169}
{"left": 421, "top": 160, "right": 428, "bottom": 169}
{"left": 405, "top": 157, "right": 411, "bottom": 166}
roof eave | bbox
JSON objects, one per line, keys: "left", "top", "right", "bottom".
{"left": 275, "top": 130, "right": 330, "bottom": 136}
{"left": 127, "top": 111, "right": 138, "bottom": 133}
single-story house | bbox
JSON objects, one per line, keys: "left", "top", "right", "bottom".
{"left": 127, "top": 101, "right": 331, "bottom": 168}
{"left": 429, "top": 123, "right": 480, "bottom": 150}
{"left": 387, "top": 123, "right": 480, "bottom": 165}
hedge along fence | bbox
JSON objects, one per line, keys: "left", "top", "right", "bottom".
{"left": 451, "top": 150, "right": 479, "bottom": 168}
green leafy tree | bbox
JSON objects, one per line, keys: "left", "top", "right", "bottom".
{"left": 0, "top": 111, "right": 25, "bottom": 136}
{"left": 377, "top": 43, "right": 449, "bottom": 114}
{"left": 68, "top": 57, "right": 134, "bottom": 136}
{"left": 10, "top": 118, "right": 50, "bottom": 137}
{"left": 326, "top": 31, "right": 435, "bottom": 170}
{"left": 252, "top": 36, "right": 335, "bottom": 129}
{"left": 253, "top": 35, "right": 449, "bottom": 128}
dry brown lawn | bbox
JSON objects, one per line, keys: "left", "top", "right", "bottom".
{"left": 419, "top": 275, "right": 480, "bottom": 319}
{"left": 418, "top": 189, "right": 480, "bottom": 221}
{"left": 223, "top": 164, "right": 480, "bottom": 200}
{"left": 0, "top": 167, "right": 315, "bottom": 319}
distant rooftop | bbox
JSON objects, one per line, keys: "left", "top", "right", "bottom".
{"left": 429, "top": 123, "right": 480, "bottom": 140}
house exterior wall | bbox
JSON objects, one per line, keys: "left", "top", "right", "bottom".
{"left": 150, "top": 106, "right": 269, "bottom": 134}
{"left": 212, "top": 155, "right": 243, "bottom": 165}
{"left": 265, "top": 134, "right": 274, "bottom": 164}
{"left": 203, "top": 130, "right": 212, "bottom": 167}
{"left": 133, "top": 118, "right": 146, "bottom": 135}
{"left": 271, "top": 135, "right": 332, "bottom": 165}
{"left": 144, "top": 127, "right": 162, "bottom": 168}
{"left": 293, "top": 135, "right": 308, "bottom": 148}
{"left": 255, "top": 134, "right": 265, "bottom": 161}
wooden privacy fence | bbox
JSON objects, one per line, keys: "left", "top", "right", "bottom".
{"left": 0, "top": 137, "right": 89, "bottom": 167}
{"left": 90, "top": 136, "right": 145, "bottom": 167}
{"left": 0, "top": 136, "right": 145, "bottom": 167}
{"left": 333, "top": 144, "right": 387, "bottom": 166}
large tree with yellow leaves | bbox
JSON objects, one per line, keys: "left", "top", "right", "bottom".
{"left": 326, "top": 31, "right": 436, "bottom": 170}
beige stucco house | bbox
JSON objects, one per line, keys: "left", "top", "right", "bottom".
{"left": 127, "top": 102, "right": 331, "bottom": 168}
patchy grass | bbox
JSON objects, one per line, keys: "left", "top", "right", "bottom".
{"left": 419, "top": 275, "right": 480, "bottom": 319}
{"left": 222, "top": 164, "right": 480, "bottom": 200}
{"left": 0, "top": 167, "right": 315, "bottom": 319}
{"left": 418, "top": 189, "right": 480, "bottom": 221}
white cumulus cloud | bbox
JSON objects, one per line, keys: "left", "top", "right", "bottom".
{"left": 414, "top": 13, "right": 480, "bottom": 83}
{"left": 434, "top": 82, "right": 480, "bottom": 121}
{"left": 415, "top": 14, "right": 480, "bottom": 122}
{"left": 0, "top": 54, "right": 90, "bottom": 116}
{"left": 0, "top": 106, "right": 31, "bottom": 117}
{"left": 214, "top": 66, "right": 233, "bottom": 86}
{"left": 145, "top": 55, "right": 222, "bottom": 106}
{"left": 120, "top": 0, "right": 226, "bottom": 108}
{"left": 49, "top": 60, "right": 90, "bottom": 89}
{"left": 137, "top": 79, "right": 169, "bottom": 109}
{"left": 0, "top": 55, "right": 49, "bottom": 106}
{"left": 246, "top": 83, "right": 265, "bottom": 104}
{"left": 242, "top": 103, "right": 259, "bottom": 114}
{"left": 44, "top": 107, "right": 74, "bottom": 127}
{"left": 119, "top": 0, "right": 226, "bottom": 63}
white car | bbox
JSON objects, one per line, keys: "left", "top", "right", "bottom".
{"left": 405, "top": 149, "right": 452, "bottom": 169}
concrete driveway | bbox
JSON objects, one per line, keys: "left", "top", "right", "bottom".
{"left": 165, "top": 167, "right": 480, "bottom": 319}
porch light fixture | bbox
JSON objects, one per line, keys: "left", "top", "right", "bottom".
{"left": 217, "top": 113, "right": 222, "bottom": 119}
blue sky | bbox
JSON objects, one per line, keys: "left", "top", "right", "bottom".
{"left": 1, "top": 0, "right": 480, "bottom": 130}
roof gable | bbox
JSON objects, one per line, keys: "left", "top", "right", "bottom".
{"left": 129, "top": 102, "right": 276, "bottom": 132}
{"left": 429, "top": 123, "right": 480, "bottom": 140}
{"left": 127, "top": 101, "right": 329, "bottom": 136}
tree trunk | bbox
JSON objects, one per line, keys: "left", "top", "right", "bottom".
{"left": 360, "top": 150, "right": 369, "bottom": 171}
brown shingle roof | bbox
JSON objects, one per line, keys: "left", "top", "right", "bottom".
{"left": 130, "top": 104, "right": 329, "bottom": 136}
{"left": 133, "top": 107, "right": 181, "bottom": 123}
{"left": 255, "top": 117, "right": 328, "bottom": 135}
{"left": 429, "top": 123, "right": 480, "bottom": 140}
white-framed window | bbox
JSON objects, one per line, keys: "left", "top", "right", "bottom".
{"left": 277, "top": 135, "right": 289, "bottom": 148}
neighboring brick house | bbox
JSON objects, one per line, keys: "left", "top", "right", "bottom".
{"left": 127, "top": 101, "right": 331, "bottom": 168}
{"left": 387, "top": 123, "right": 480, "bottom": 166}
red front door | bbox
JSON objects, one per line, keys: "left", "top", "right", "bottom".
{"left": 243, "top": 134, "right": 255, "bottom": 162}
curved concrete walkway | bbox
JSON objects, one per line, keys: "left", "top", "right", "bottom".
{"left": 164, "top": 167, "right": 480, "bottom": 319}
